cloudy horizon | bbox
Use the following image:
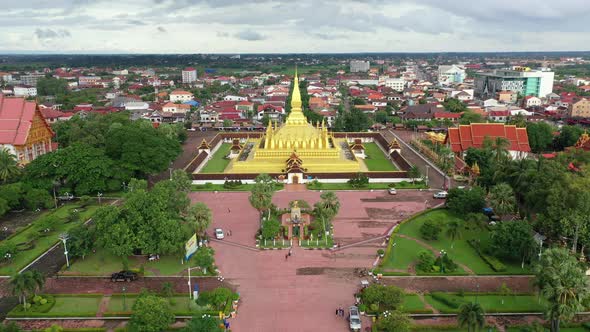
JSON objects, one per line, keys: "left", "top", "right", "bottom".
{"left": 1, "top": 0, "right": 590, "bottom": 54}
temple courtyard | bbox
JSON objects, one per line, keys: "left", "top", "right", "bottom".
{"left": 192, "top": 189, "right": 438, "bottom": 332}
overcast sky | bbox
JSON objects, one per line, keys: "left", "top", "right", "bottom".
{"left": 1, "top": 0, "right": 589, "bottom": 53}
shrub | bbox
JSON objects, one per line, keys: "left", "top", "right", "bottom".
{"left": 430, "top": 292, "right": 464, "bottom": 309}
{"left": 467, "top": 240, "right": 506, "bottom": 272}
{"left": 348, "top": 173, "right": 369, "bottom": 188}
{"left": 358, "top": 303, "right": 367, "bottom": 313}
{"left": 420, "top": 220, "right": 442, "bottom": 240}
{"left": 434, "top": 254, "right": 459, "bottom": 273}
{"left": 377, "top": 249, "right": 385, "bottom": 256}
{"left": 79, "top": 195, "right": 92, "bottom": 207}
{"left": 416, "top": 250, "right": 435, "bottom": 273}
{"left": 360, "top": 285, "right": 404, "bottom": 311}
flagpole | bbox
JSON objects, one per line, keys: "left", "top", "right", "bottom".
{"left": 188, "top": 265, "right": 192, "bottom": 299}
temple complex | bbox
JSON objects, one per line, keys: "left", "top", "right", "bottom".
{"left": 225, "top": 71, "right": 362, "bottom": 177}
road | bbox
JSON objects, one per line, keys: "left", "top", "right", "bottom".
{"left": 381, "top": 129, "right": 451, "bottom": 190}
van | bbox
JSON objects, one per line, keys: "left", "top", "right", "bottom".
{"left": 433, "top": 191, "right": 448, "bottom": 199}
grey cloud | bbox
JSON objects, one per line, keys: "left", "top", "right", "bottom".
{"left": 157, "top": 26, "right": 167, "bottom": 33}
{"left": 34, "top": 28, "right": 71, "bottom": 39}
{"left": 234, "top": 30, "right": 266, "bottom": 41}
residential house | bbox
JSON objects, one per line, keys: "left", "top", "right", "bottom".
{"left": 445, "top": 123, "right": 530, "bottom": 159}
{"left": 569, "top": 98, "right": 590, "bottom": 118}
{"left": 236, "top": 101, "right": 254, "bottom": 114}
{"left": 432, "top": 92, "right": 446, "bottom": 103}
{"left": 497, "top": 90, "right": 517, "bottom": 104}
{"left": 224, "top": 95, "right": 248, "bottom": 102}
{"left": 13, "top": 86, "right": 37, "bottom": 97}
{"left": 78, "top": 76, "right": 101, "bottom": 87}
{"left": 523, "top": 96, "right": 542, "bottom": 108}
{"left": 162, "top": 102, "right": 191, "bottom": 114}
{"left": 483, "top": 99, "right": 500, "bottom": 108}
{"left": 40, "top": 109, "right": 74, "bottom": 123}
{"left": 257, "top": 104, "right": 284, "bottom": 120}
{"left": 451, "top": 89, "right": 474, "bottom": 101}
{"left": 488, "top": 110, "right": 510, "bottom": 122}
{"left": 169, "top": 90, "right": 193, "bottom": 103}
{"left": 0, "top": 95, "right": 54, "bottom": 164}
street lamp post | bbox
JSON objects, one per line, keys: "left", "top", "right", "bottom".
{"left": 97, "top": 192, "right": 103, "bottom": 205}
{"left": 476, "top": 283, "right": 480, "bottom": 303}
{"left": 439, "top": 250, "right": 446, "bottom": 274}
{"left": 59, "top": 233, "right": 70, "bottom": 268}
{"left": 538, "top": 238, "right": 544, "bottom": 261}
{"left": 122, "top": 286, "right": 127, "bottom": 310}
{"left": 425, "top": 165, "right": 430, "bottom": 187}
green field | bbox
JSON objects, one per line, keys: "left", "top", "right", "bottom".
{"left": 8, "top": 295, "right": 101, "bottom": 317}
{"left": 62, "top": 248, "right": 213, "bottom": 276}
{"left": 402, "top": 294, "right": 430, "bottom": 313}
{"left": 362, "top": 143, "right": 398, "bottom": 171}
{"left": 424, "top": 293, "right": 546, "bottom": 313}
{"left": 106, "top": 295, "right": 208, "bottom": 315}
{"left": 0, "top": 203, "right": 100, "bottom": 275}
{"left": 307, "top": 181, "right": 427, "bottom": 191}
{"left": 380, "top": 210, "right": 530, "bottom": 275}
{"left": 199, "top": 144, "right": 232, "bottom": 173}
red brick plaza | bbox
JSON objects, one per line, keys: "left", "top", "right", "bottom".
{"left": 190, "top": 189, "right": 436, "bottom": 332}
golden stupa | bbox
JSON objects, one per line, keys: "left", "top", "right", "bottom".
{"left": 226, "top": 71, "right": 361, "bottom": 174}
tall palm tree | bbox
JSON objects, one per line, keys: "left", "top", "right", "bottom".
{"left": 488, "top": 183, "right": 516, "bottom": 218}
{"left": 457, "top": 302, "right": 485, "bottom": 332}
{"left": 30, "top": 269, "right": 45, "bottom": 296}
{"left": 491, "top": 137, "right": 510, "bottom": 162}
{"left": 0, "top": 148, "right": 20, "bottom": 183}
{"left": 446, "top": 220, "right": 462, "bottom": 249}
{"left": 186, "top": 202, "right": 212, "bottom": 239}
{"left": 319, "top": 191, "right": 340, "bottom": 218}
{"left": 534, "top": 248, "right": 590, "bottom": 332}
{"left": 9, "top": 271, "right": 37, "bottom": 310}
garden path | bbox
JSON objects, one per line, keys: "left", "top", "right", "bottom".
{"left": 415, "top": 292, "right": 439, "bottom": 314}
{"left": 96, "top": 295, "right": 110, "bottom": 318}
{"left": 396, "top": 234, "right": 476, "bottom": 275}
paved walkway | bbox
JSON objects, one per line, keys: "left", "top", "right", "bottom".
{"left": 190, "top": 190, "right": 434, "bottom": 332}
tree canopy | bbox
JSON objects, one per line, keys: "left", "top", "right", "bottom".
{"left": 128, "top": 294, "right": 174, "bottom": 332}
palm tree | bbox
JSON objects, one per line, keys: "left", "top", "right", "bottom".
{"left": 407, "top": 166, "right": 421, "bottom": 184}
{"left": 534, "top": 248, "right": 590, "bottom": 332}
{"left": 319, "top": 191, "right": 340, "bottom": 218}
{"left": 9, "top": 271, "right": 37, "bottom": 310}
{"left": 488, "top": 183, "right": 516, "bottom": 218}
{"left": 490, "top": 137, "right": 510, "bottom": 162}
{"left": 0, "top": 148, "right": 20, "bottom": 183}
{"left": 446, "top": 220, "right": 462, "bottom": 249}
{"left": 186, "top": 202, "right": 212, "bottom": 239}
{"left": 457, "top": 302, "right": 485, "bottom": 332}
{"left": 30, "top": 269, "right": 45, "bottom": 296}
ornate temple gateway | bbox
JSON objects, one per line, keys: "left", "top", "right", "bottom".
{"left": 226, "top": 71, "right": 361, "bottom": 177}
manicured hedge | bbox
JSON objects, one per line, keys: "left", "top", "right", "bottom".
{"left": 430, "top": 292, "right": 464, "bottom": 309}
{"left": 467, "top": 239, "right": 506, "bottom": 272}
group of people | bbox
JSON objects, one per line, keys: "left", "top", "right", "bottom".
{"left": 335, "top": 307, "right": 345, "bottom": 317}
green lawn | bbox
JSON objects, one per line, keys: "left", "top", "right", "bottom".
{"left": 424, "top": 294, "right": 546, "bottom": 313}
{"left": 62, "top": 248, "right": 213, "bottom": 276}
{"left": 0, "top": 203, "right": 100, "bottom": 275}
{"left": 199, "top": 144, "right": 232, "bottom": 173}
{"left": 307, "top": 181, "right": 427, "bottom": 191}
{"left": 380, "top": 210, "right": 530, "bottom": 275}
{"left": 107, "top": 295, "right": 208, "bottom": 315}
{"left": 363, "top": 143, "right": 398, "bottom": 171}
{"left": 402, "top": 294, "right": 430, "bottom": 313}
{"left": 8, "top": 295, "right": 101, "bottom": 317}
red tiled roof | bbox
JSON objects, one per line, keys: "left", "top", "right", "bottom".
{"left": 170, "top": 90, "right": 192, "bottom": 95}
{"left": 0, "top": 94, "right": 53, "bottom": 145}
{"left": 434, "top": 112, "right": 461, "bottom": 119}
{"left": 40, "top": 109, "right": 74, "bottom": 119}
{"left": 489, "top": 110, "right": 510, "bottom": 117}
{"left": 183, "top": 67, "right": 196, "bottom": 71}
{"left": 445, "top": 124, "right": 530, "bottom": 153}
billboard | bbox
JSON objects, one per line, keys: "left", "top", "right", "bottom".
{"left": 185, "top": 233, "right": 198, "bottom": 260}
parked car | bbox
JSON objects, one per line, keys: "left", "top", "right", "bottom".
{"left": 58, "top": 193, "right": 74, "bottom": 201}
{"left": 215, "top": 228, "right": 225, "bottom": 240}
{"left": 388, "top": 188, "right": 397, "bottom": 195}
{"left": 111, "top": 271, "right": 138, "bottom": 282}
{"left": 433, "top": 191, "right": 448, "bottom": 199}
{"left": 348, "top": 306, "right": 362, "bottom": 331}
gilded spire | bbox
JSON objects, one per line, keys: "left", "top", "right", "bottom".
{"left": 291, "top": 69, "right": 302, "bottom": 111}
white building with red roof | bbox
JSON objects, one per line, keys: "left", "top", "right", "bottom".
{"left": 169, "top": 90, "right": 194, "bottom": 103}
{"left": 445, "top": 123, "right": 530, "bottom": 159}
{"left": 0, "top": 95, "right": 54, "bottom": 164}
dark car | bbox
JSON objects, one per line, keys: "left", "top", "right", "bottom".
{"left": 111, "top": 271, "right": 138, "bottom": 282}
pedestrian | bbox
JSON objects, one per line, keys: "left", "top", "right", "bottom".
{"left": 335, "top": 308, "right": 339, "bottom": 316}
{"left": 289, "top": 248, "right": 292, "bottom": 256}
{"left": 229, "top": 230, "right": 232, "bottom": 236}
{"left": 228, "top": 208, "right": 231, "bottom": 213}
{"left": 285, "top": 254, "right": 288, "bottom": 260}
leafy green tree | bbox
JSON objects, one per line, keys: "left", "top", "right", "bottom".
{"left": 0, "top": 148, "right": 20, "bottom": 183}
{"left": 360, "top": 285, "right": 404, "bottom": 310}
{"left": 0, "top": 182, "right": 24, "bottom": 209}
{"left": 342, "top": 110, "right": 371, "bottom": 132}
{"left": 376, "top": 310, "right": 411, "bottom": 332}
{"left": 526, "top": 122, "right": 555, "bottom": 153}
{"left": 420, "top": 220, "right": 442, "bottom": 240}
{"left": 36, "top": 77, "right": 68, "bottom": 96}
{"left": 29, "top": 269, "right": 45, "bottom": 296}
{"left": 249, "top": 174, "right": 276, "bottom": 220}
{"left": 407, "top": 165, "right": 421, "bottom": 184}
{"left": 446, "top": 187, "right": 486, "bottom": 214}
{"left": 460, "top": 111, "right": 484, "bottom": 124}
{"left": 488, "top": 183, "right": 516, "bottom": 218}
{"left": 317, "top": 191, "right": 340, "bottom": 219}
{"left": 555, "top": 125, "right": 584, "bottom": 150}
{"left": 193, "top": 247, "right": 215, "bottom": 274}
{"left": 0, "top": 198, "right": 8, "bottom": 217}
{"left": 67, "top": 225, "right": 95, "bottom": 259}
{"left": 416, "top": 250, "right": 435, "bottom": 272}
{"left": 94, "top": 205, "right": 134, "bottom": 258}
{"left": 9, "top": 271, "right": 38, "bottom": 309}
{"left": 261, "top": 219, "right": 281, "bottom": 239}
{"left": 457, "top": 302, "right": 485, "bottom": 332}
{"left": 171, "top": 169, "right": 191, "bottom": 192}
{"left": 375, "top": 110, "right": 388, "bottom": 124}
{"left": 444, "top": 98, "right": 468, "bottom": 113}
{"left": 128, "top": 294, "right": 174, "bottom": 332}
{"left": 182, "top": 316, "right": 223, "bottom": 332}
{"left": 23, "top": 188, "right": 53, "bottom": 210}
{"left": 489, "top": 221, "right": 535, "bottom": 263}
{"left": 483, "top": 136, "right": 510, "bottom": 163}
{"left": 0, "top": 321, "right": 22, "bottom": 332}
{"left": 186, "top": 202, "right": 212, "bottom": 238}
{"left": 534, "top": 248, "right": 590, "bottom": 332}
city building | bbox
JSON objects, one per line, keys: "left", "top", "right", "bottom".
{"left": 0, "top": 95, "right": 54, "bottom": 164}
{"left": 497, "top": 90, "right": 518, "bottom": 104}
{"left": 169, "top": 90, "right": 194, "bottom": 102}
{"left": 13, "top": 86, "right": 37, "bottom": 97}
{"left": 437, "top": 65, "right": 466, "bottom": 85}
{"left": 78, "top": 76, "right": 101, "bottom": 86}
{"left": 569, "top": 98, "right": 590, "bottom": 118}
{"left": 475, "top": 68, "right": 554, "bottom": 98}
{"left": 20, "top": 73, "right": 44, "bottom": 87}
{"left": 350, "top": 60, "right": 370, "bottom": 73}
{"left": 182, "top": 67, "right": 198, "bottom": 84}
{"left": 384, "top": 78, "right": 405, "bottom": 92}
{"left": 523, "top": 96, "right": 542, "bottom": 108}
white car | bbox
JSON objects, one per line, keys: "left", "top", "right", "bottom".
{"left": 388, "top": 188, "right": 397, "bottom": 195}
{"left": 214, "top": 228, "right": 225, "bottom": 240}
{"left": 433, "top": 191, "right": 448, "bottom": 199}
{"left": 348, "top": 306, "right": 362, "bottom": 331}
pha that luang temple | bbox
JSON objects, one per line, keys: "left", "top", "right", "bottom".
{"left": 225, "top": 71, "right": 361, "bottom": 175}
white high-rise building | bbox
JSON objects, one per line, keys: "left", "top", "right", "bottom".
{"left": 350, "top": 60, "right": 370, "bottom": 73}
{"left": 384, "top": 78, "right": 405, "bottom": 92}
{"left": 182, "top": 67, "right": 198, "bottom": 84}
